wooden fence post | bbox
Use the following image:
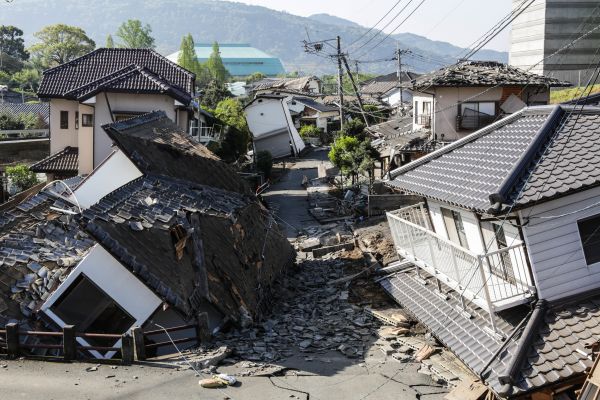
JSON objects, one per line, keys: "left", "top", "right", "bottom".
{"left": 196, "top": 312, "right": 211, "bottom": 343}
{"left": 6, "top": 323, "right": 19, "bottom": 358}
{"left": 131, "top": 327, "right": 146, "bottom": 361}
{"left": 63, "top": 325, "right": 77, "bottom": 361}
{"left": 121, "top": 334, "right": 134, "bottom": 365}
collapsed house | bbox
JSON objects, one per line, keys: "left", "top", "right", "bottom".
{"left": 381, "top": 105, "right": 600, "bottom": 398}
{"left": 244, "top": 94, "right": 306, "bottom": 158}
{"left": 359, "top": 71, "right": 420, "bottom": 107}
{"left": 0, "top": 111, "right": 295, "bottom": 358}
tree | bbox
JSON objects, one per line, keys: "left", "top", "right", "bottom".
{"left": 206, "top": 42, "right": 230, "bottom": 85}
{"left": 246, "top": 72, "right": 266, "bottom": 83}
{"left": 115, "top": 20, "right": 155, "bottom": 49}
{"left": 200, "top": 80, "right": 232, "bottom": 110}
{"left": 212, "top": 98, "right": 250, "bottom": 161}
{"left": 256, "top": 151, "right": 273, "bottom": 178}
{"left": 177, "top": 34, "right": 197, "bottom": 71}
{"left": 0, "top": 25, "right": 28, "bottom": 73}
{"left": 340, "top": 118, "right": 366, "bottom": 141}
{"left": 328, "top": 135, "right": 379, "bottom": 185}
{"left": 0, "top": 111, "right": 43, "bottom": 130}
{"left": 106, "top": 34, "right": 115, "bottom": 48}
{"left": 29, "top": 24, "right": 95, "bottom": 69}
{"left": 11, "top": 68, "right": 40, "bottom": 93}
{"left": 299, "top": 125, "right": 321, "bottom": 139}
{"left": 6, "top": 164, "right": 38, "bottom": 193}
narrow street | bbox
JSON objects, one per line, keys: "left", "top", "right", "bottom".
{"left": 0, "top": 149, "right": 449, "bottom": 400}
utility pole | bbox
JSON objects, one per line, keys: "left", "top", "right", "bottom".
{"left": 337, "top": 36, "right": 345, "bottom": 131}
{"left": 397, "top": 43, "right": 402, "bottom": 104}
{"left": 341, "top": 55, "right": 370, "bottom": 127}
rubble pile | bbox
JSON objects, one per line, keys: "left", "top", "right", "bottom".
{"left": 354, "top": 219, "right": 399, "bottom": 266}
{"left": 196, "top": 257, "right": 383, "bottom": 363}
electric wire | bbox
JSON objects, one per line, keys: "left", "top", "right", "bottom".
{"left": 348, "top": 0, "right": 406, "bottom": 47}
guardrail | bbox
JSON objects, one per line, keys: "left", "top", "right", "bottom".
{"left": 0, "top": 322, "right": 201, "bottom": 363}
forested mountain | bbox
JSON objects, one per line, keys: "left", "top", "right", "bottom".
{"left": 0, "top": 0, "right": 507, "bottom": 75}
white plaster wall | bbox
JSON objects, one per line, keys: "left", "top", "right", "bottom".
{"left": 93, "top": 93, "right": 178, "bottom": 168}
{"left": 245, "top": 98, "right": 289, "bottom": 137}
{"left": 73, "top": 148, "right": 143, "bottom": 209}
{"left": 427, "top": 200, "right": 485, "bottom": 254}
{"left": 77, "top": 103, "right": 95, "bottom": 174}
{"left": 49, "top": 99, "right": 79, "bottom": 153}
{"left": 41, "top": 245, "right": 162, "bottom": 358}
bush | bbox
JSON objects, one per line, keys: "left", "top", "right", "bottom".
{"left": 340, "top": 119, "right": 366, "bottom": 141}
{"left": 6, "top": 164, "right": 38, "bottom": 192}
{"left": 0, "top": 111, "right": 45, "bottom": 130}
{"left": 299, "top": 124, "right": 321, "bottom": 139}
{"left": 256, "top": 150, "right": 273, "bottom": 178}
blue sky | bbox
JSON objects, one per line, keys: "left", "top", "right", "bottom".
{"left": 232, "top": 0, "right": 512, "bottom": 51}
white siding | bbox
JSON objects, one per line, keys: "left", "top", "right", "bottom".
{"left": 426, "top": 200, "right": 485, "bottom": 254}
{"left": 41, "top": 245, "right": 162, "bottom": 358}
{"left": 520, "top": 185, "right": 600, "bottom": 300}
{"left": 73, "top": 149, "right": 143, "bottom": 209}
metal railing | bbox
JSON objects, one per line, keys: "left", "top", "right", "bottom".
{"left": 0, "top": 129, "right": 49, "bottom": 141}
{"left": 189, "top": 125, "right": 223, "bottom": 143}
{"left": 456, "top": 114, "right": 497, "bottom": 131}
{"left": 416, "top": 114, "right": 432, "bottom": 128}
{"left": 387, "top": 203, "right": 535, "bottom": 333}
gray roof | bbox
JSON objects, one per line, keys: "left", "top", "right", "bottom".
{"left": 360, "top": 71, "right": 419, "bottom": 95}
{"left": 381, "top": 269, "right": 600, "bottom": 398}
{"left": 387, "top": 105, "right": 600, "bottom": 213}
{"left": 292, "top": 96, "right": 338, "bottom": 113}
{"left": 0, "top": 102, "right": 49, "bottom": 123}
{"left": 412, "top": 61, "right": 570, "bottom": 90}
{"left": 38, "top": 48, "right": 195, "bottom": 102}
{"left": 30, "top": 146, "right": 78, "bottom": 173}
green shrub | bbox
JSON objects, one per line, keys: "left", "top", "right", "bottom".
{"left": 299, "top": 124, "right": 321, "bottom": 139}
{"left": 6, "top": 164, "right": 38, "bottom": 192}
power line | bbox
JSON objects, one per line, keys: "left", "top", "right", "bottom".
{"left": 351, "top": 0, "right": 415, "bottom": 53}
{"left": 348, "top": 0, "right": 405, "bottom": 47}
{"left": 354, "top": 0, "right": 427, "bottom": 59}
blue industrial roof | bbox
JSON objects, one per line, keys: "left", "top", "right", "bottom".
{"left": 167, "top": 44, "right": 285, "bottom": 77}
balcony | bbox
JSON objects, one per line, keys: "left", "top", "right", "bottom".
{"left": 416, "top": 114, "right": 432, "bottom": 128}
{"left": 189, "top": 125, "right": 222, "bottom": 145}
{"left": 386, "top": 203, "right": 535, "bottom": 332}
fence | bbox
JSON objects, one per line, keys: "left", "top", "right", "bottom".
{"left": 0, "top": 322, "right": 200, "bottom": 363}
{"left": 0, "top": 129, "right": 49, "bottom": 141}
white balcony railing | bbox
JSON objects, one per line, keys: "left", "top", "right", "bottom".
{"left": 387, "top": 203, "right": 535, "bottom": 333}
{"left": 189, "top": 125, "right": 222, "bottom": 144}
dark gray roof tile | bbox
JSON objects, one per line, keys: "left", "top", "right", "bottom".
{"left": 30, "top": 146, "right": 78, "bottom": 173}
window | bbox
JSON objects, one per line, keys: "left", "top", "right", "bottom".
{"left": 422, "top": 101, "right": 431, "bottom": 115}
{"left": 459, "top": 102, "right": 496, "bottom": 130}
{"left": 51, "top": 274, "right": 135, "bottom": 342}
{"left": 441, "top": 207, "right": 469, "bottom": 249}
{"left": 460, "top": 102, "right": 495, "bottom": 116}
{"left": 414, "top": 100, "right": 419, "bottom": 123}
{"left": 60, "top": 111, "right": 69, "bottom": 129}
{"left": 492, "top": 223, "right": 515, "bottom": 283}
{"left": 75, "top": 111, "right": 79, "bottom": 129}
{"left": 578, "top": 214, "right": 600, "bottom": 265}
{"left": 81, "top": 114, "right": 93, "bottom": 127}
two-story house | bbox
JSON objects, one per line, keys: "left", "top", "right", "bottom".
{"left": 32, "top": 48, "right": 199, "bottom": 179}
{"left": 382, "top": 104, "right": 600, "bottom": 398}
{"left": 360, "top": 71, "right": 419, "bottom": 107}
{"left": 410, "top": 60, "right": 569, "bottom": 141}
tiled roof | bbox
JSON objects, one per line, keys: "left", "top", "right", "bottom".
{"left": 388, "top": 105, "right": 600, "bottom": 213}
{"left": 102, "top": 111, "right": 250, "bottom": 194}
{"left": 292, "top": 96, "right": 338, "bottom": 113}
{"left": 38, "top": 48, "right": 195, "bottom": 100}
{"left": 412, "top": 61, "right": 570, "bottom": 90}
{"left": 30, "top": 147, "right": 78, "bottom": 173}
{"left": 381, "top": 269, "right": 600, "bottom": 398}
{"left": 0, "top": 102, "right": 49, "bottom": 123}
{"left": 0, "top": 190, "right": 94, "bottom": 325}
{"left": 63, "top": 65, "right": 192, "bottom": 104}
{"left": 251, "top": 76, "right": 320, "bottom": 92}
{"left": 360, "top": 71, "right": 419, "bottom": 95}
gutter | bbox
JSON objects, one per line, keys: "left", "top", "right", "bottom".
{"left": 489, "top": 105, "right": 563, "bottom": 206}
{"left": 498, "top": 300, "right": 547, "bottom": 386}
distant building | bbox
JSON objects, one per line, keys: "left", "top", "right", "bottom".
{"left": 167, "top": 43, "right": 285, "bottom": 77}
{"left": 509, "top": 0, "right": 600, "bottom": 85}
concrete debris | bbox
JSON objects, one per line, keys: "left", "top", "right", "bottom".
{"left": 189, "top": 346, "right": 232, "bottom": 369}
{"left": 199, "top": 377, "right": 226, "bottom": 388}
{"left": 366, "top": 308, "right": 411, "bottom": 327}
{"left": 415, "top": 344, "right": 436, "bottom": 362}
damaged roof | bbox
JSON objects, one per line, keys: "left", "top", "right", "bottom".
{"left": 0, "top": 189, "right": 95, "bottom": 326}
{"left": 292, "top": 96, "right": 339, "bottom": 113}
{"left": 411, "top": 61, "right": 570, "bottom": 90}
{"left": 30, "top": 147, "right": 78, "bottom": 174}
{"left": 38, "top": 48, "right": 195, "bottom": 100}
{"left": 381, "top": 269, "right": 600, "bottom": 398}
{"left": 368, "top": 116, "right": 429, "bottom": 157}
{"left": 250, "top": 76, "right": 320, "bottom": 92}
{"left": 387, "top": 105, "right": 600, "bottom": 213}
{"left": 360, "top": 71, "right": 420, "bottom": 95}
{"left": 102, "top": 111, "right": 250, "bottom": 194}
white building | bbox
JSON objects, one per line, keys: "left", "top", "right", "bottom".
{"left": 244, "top": 94, "right": 306, "bottom": 158}
{"left": 34, "top": 48, "right": 203, "bottom": 179}
{"left": 382, "top": 105, "right": 600, "bottom": 398}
